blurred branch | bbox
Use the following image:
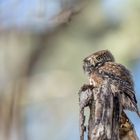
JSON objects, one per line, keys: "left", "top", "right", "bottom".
{"left": 0, "top": 0, "right": 86, "bottom": 32}
{"left": 0, "top": 1, "right": 86, "bottom": 140}
{"left": 0, "top": 1, "right": 95, "bottom": 140}
{"left": 26, "top": 34, "right": 47, "bottom": 75}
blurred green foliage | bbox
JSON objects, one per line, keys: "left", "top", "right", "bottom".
{"left": 0, "top": 0, "right": 140, "bottom": 140}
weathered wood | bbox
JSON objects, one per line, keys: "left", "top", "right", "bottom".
{"left": 79, "top": 85, "right": 93, "bottom": 140}
{"left": 78, "top": 80, "right": 139, "bottom": 140}
{"left": 88, "top": 81, "right": 121, "bottom": 140}
{"left": 119, "top": 111, "right": 139, "bottom": 140}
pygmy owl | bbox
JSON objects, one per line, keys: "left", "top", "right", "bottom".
{"left": 83, "top": 50, "right": 140, "bottom": 117}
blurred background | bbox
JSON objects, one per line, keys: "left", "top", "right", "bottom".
{"left": 0, "top": 0, "right": 140, "bottom": 140}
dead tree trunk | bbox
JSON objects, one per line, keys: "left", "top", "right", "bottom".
{"left": 79, "top": 80, "right": 139, "bottom": 140}
{"left": 88, "top": 80, "right": 121, "bottom": 140}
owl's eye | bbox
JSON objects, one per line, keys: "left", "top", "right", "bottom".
{"left": 96, "top": 56, "right": 101, "bottom": 61}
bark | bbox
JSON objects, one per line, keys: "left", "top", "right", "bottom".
{"left": 119, "top": 111, "right": 139, "bottom": 140}
{"left": 79, "top": 80, "right": 139, "bottom": 140}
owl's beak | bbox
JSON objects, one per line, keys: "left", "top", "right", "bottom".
{"left": 91, "top": 61, "right": 95, "bottom": 67}
{"left": 83, "top": 59, "right": 95, "bottom": 74}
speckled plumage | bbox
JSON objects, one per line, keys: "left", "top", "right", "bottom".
{"left": 83, "top": 50, "right": 140, "bottom": 117}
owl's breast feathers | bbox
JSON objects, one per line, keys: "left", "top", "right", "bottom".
{"left": 95, "top": 62, "right": 139, "bottom": 113}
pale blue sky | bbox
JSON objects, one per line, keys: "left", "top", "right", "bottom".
{"left": 0, "top": 0, "right": 127, "bottom": 31}
{"left": 0, "top": 0, "right": 61, "bottom": 30}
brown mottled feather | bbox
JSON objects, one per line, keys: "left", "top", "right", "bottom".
{"left": 97, "top": 62, "right": 140, "bottom": 116}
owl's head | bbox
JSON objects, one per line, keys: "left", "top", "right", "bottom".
{"left": 83, "top": 50, "right": 115, "bottom": 74}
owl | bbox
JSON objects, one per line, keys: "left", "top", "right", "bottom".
{"left": 83, "top": 50, "right": 140, "bottom": 117}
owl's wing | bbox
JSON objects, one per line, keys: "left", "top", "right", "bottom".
{"left": 98, "top": 62, "right": 139, "bottom": 113}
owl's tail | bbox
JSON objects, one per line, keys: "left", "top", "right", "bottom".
{"left": 121, "top": 93, "right": 138, "bottom": 116}
{"left": 130, "top": 105, "right": 140, "bottom": 118}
